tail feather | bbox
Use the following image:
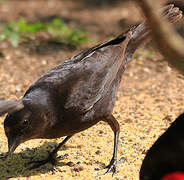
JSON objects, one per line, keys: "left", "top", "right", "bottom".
{"left": 124, "top": 4, "right": 182, "bottom": 63}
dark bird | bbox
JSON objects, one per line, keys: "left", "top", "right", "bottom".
{"left": 0, "top": 5, "right": 182, "bottom": 175}
{"left": 140, "top": 113, "right": 184, "bottom": 180}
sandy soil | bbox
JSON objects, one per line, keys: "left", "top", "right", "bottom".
{"left": 0, "top": 0, "right": 184, "bottom": 180}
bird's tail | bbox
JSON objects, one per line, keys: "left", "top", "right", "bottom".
{"left": 124, "top": 4, "right": 183, "bottom": 63}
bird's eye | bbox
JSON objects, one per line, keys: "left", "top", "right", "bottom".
{"left": 23, "top": 119, "right": 29, "bottom": 125}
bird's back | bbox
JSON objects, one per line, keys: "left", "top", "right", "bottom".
{"left": 25, "top": 31, "right": 132, "bottom": 115}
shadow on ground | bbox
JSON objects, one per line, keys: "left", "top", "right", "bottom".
{"left": 0, "top": 141, "right": 70, "bottom": 180}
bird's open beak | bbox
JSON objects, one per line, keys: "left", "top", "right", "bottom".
{"left": 7, "top": 137, "right": 20, "bottom": 155}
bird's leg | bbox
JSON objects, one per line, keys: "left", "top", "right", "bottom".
{"left": 103, "top": 115, "right": 120, "bottom": 176}
{"left": 27, "top": 135, "right": 72, "bottom": 169}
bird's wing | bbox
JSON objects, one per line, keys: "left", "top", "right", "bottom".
{"left": 64, "top": 31, "right": 132, "bottom": 113}
{"left": 27, "top": 31, "right": 131, "bottom": 113}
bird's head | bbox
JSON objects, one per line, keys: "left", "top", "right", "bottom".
{"left": 0, "top": 88, "right": 55, "bottom": 155}
{"left": 3, "top": 98, "right": 48, "bottom": 155}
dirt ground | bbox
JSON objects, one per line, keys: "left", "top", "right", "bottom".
{"left": 0, "top": 0, "right": 184, "bottom": 180}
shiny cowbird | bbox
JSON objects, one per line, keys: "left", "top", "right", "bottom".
{"left": 0, "top": 5, "right": 182, "bottom": 174}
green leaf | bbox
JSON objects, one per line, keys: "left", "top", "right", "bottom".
{"left": 0, "top": 17, "right": 88, "bottom": 47}
{"left": 9, "top": 32, "right": 20, "bottom": 47}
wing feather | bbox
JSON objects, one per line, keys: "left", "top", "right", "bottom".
{"left": 64, "top": 32, "right": 132, "bottom": 112}
{"left": 28, "top": 31, "right": 132, "bottom": 113}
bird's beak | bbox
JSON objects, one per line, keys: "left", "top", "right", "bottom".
{"left": 7, "top": 137, "right": 20, "bottom": 155}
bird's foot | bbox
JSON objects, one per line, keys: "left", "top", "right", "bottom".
{"left": 104, "top": 158, "right": 118, "bottom": 176}
{"left": 27, "top": 153, "right": 57, "bottom": 170}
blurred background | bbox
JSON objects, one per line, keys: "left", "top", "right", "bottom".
{"left": 0, "top": 0, "right": 183, "bottom": 58}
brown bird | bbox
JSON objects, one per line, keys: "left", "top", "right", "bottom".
{"left": 0, "top": 5, "right": 182, "bottom": 175}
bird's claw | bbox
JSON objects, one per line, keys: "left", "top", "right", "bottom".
{"left": 104, "top": 159, "right": 118, "bottom": 176}
{"left": 27, "top": 153, "right": 57, "bottom": 170}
